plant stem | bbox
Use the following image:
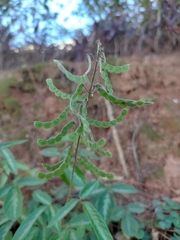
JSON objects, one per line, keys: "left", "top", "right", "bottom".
{"left": 66, "top": 42, "right": 101, "bottom": 202}
{"left": 87, "top": 46, "right": 100, "bottom": 107}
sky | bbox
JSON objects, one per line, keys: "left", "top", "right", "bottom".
{"left": 1, "top": 0, "right": 91, "bottom": 48}
{"left": 48, "top": 0, "right": 91, "bottom": 31}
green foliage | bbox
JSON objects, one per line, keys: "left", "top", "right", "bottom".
{"left": 102, "top": 62, "right": 130, "bottom": 74}
{"left": 54, "top": 55, "right": 91, "bottom": 84}
{"left": 87, "top": 109, "right": 128, "bottom": 128}
{"left": 83, "top": 201, "right": 114, "bottom": 240}
{"left": 32, "top": 41, "right": 154, "bottom": 239}
{"left": 34, "top": 106, "right": 70, "bottom": 128}
{"left": 48, "top": 198, "right": 79, "bottom": 227}
{"left": 96, "top": 83, "right": 153, "bottom": 107}
{"left": 1, "top": 148, "right": 18, "bottom": 174}
{"left": 2, "top": 139, "right": 180, "bottom": 239}
{"left": 3, "top": 186, "right": 23, "bottom": 221}
{"left": 0, "top": 42, "right": 155, "bottom": 239}
{"left": 0, "top": 140, "right": 49, "bottom": 240}
{"left": 37, "top": 146, "right": 72, "bottom": 179}
{"left": 152, "top": 197, "right": 180, "bottom": 239}
{"left": 110, "top": 183, "right": 138, "bottom": 194}
{"left": 78, "top": 155, "right": 114, "bottom": 179}
{"left": 13, "top": 206, "right": 46, "bottom": 240}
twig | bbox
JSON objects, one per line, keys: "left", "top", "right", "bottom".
{"left": 104, "top": 100, "right": 129, "bottom": 178}
{"left": 66, "top": 40, "right": 101, "bottom": 202}
{"left": 132, "top": 121, "right": 144, "bottom": 183}
{"left": 158, "top": 232, "right": 170, "bottom": 240}
{"left": 132, "top": 107, "right": 149, "bottom": 185}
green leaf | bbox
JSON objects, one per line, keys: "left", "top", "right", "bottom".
{"left": 34, "top": 106, "right": 71, "bottom": 129}
{"left": 156, "top": 212, "right": 166, "bottom": 220}
{"left": 96, "top": 192, "right": 115, "bottom": 224}
{"left": 158, "top": 220, "right": 168, "bottom": 229}
{"left": 79, "top": 149, "right": 100, "bottom": 160}
{"left": 127, "top": 202, "right": 145, "bottom": 213}
{"left": 44, "top": 161, "right": 63, "bottom": 175}
{"left": 162, "top": 205, "right": 171, "bottom": 211}
{"left": 101, "top": 70, "right": 113, "bottom": 95}
{"left": 40, "top": 148, "right": 60, "bottom": 157}
{"left": 46, "top": 78, "right": 72, "bottom": 99}
{"left": 152, "top": 199, "right": 162, "bottom": 207}
{"left": 165, "top": 216, "right": 173, "bottom": 224}
{"left": 171, "top": 233, "right": 180, "bottom": 240}
{"left": 121, "top": 213, "right": 139, "bottom": 237}
{"left": 80, "top": 180, "right": 99, "bottom": 199}
{"left": 48, "top": 199, "right": 79, "bottom": 227}
{"left": 0, "top": 221, "right": 13, "bottom": 240}
{"left": 0, "top": 184, "right": 13, "bottom": 199}
{"left": 170, "top": 212, "right": 179, "bottom": 218}
{"left": 173, "top": 217, "right": 180, "bottom": 228}
{"left": 110, "top": 184, "right": 138, "bottom": 194}
{"left": 51, "top": 184, "right": 68, "bottom": 200}
{"left": 174, "top": 227, "right": 180, "bottom": 235}
{"left": 110, "top": 206, "right": 126, "bottom": 221}
{"left": 78, "top": 155, "right": 113, "bottom": 179}
{"left": 87, "top": 183, "right": 106, "bottom": 197}
{"left": 76, "top": 226, "right": 86, "bottom": 238}
{"left": 49, "top": 233, "right": 61, "bottom": 240}
{"left": 0, "top": 214, "right": 9, "bottom": 225}
{"left": 0, "top": 140, "right": 27, "bottom": 149}
{"left": 58, "top": 228, "right": 70, "bottom": 240}
{"left": 83, "top": 202, "right": 113, "bottom": 240}
{"left": 70, "top": 229, "right": 83, "bottom": 240}
{"left": 33, "top": 190, "right": 52, "bottom": 205}
{"left": 12, "top": 206, "right": 46, "bottom": 240}
{"left": 1, "top": 148, "right": 18, "bottom": 174}
{"left": 71, "top": 84, "right": 83, "bottom": 101}
{"left": 38, "top": 147, "right": 72, "bottom": 179}
{"left": 48, "top": 205, "right": 61, "bottom": 234}
{"left": 3, "top": 186, "right": 23, "bottom": 221}
{"left": 89, "top": 233, "right": 98, "bottom": 240}
{"left": 17, "top": 208, "right": 29, "bottom": 224}
{"left": 96, "top": 84, "right": 153, "bottom": 107}
{"left": 16, "top": 177, "right": 46, "bottom": 187}
{"left": 64, "top": 166, "right": 86, "bottom": 186}
{"left": 37, "top": 228, "right": 52, "bottom": 240}
{"left": 5, "top": 231, "right": 13, "bottom": 240}
{"left": 87, "top": 109, "right": 128, "bottom": 128}
{"left": 16, "top": 161, "right": 30, "bottom": 171}
{"left": 102, "top": 62, "right": 130, "bottom": 74}
{"left": 54, "top": 55, "right": 91, "bottom": 84}
{"left": 135, "top": 229, "right": 145, "bottom": 239}
{"left": 0, "top": 173, "right": 8, "bottom": 188}
{"left": 68, "top": 213, "right": 90, "bottom": 228}
{"left": 23, "top": 227, "right": 39, "bottom": 240}
{"left": 96, "top": 148, "right": 112, "bottom": 158}
{"left": 162, "top": 197, "right": 180, "bottom": 210}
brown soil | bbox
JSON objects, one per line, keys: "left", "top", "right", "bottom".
{"left": 1, "top": 53, "right": 180, "bottom": 202}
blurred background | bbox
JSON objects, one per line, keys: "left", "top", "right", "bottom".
{"left": 1, "top": 0, "right": 180, "bottom": 69}
{"left": 1, "top": 0, "right": 180, "bottom": 197}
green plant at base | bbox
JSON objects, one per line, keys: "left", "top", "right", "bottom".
{"left": 0, "top": 140, "right": 47, "bottom": 240}
{"left": 32, "top": 41, "right": 153, "bottom": 239}
{"left": 152, "top": 197, "right": 180, "bottom": 239}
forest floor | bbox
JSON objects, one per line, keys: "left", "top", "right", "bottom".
{"left": 1, "top": 53, "right": 180, "bottom": 206}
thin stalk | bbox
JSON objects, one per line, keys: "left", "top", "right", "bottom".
{"left": 66, "top": 43, "right": 101, "bottom": 202}
{"left": 86, "top": 50, "right": 100, "bottom": 107}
